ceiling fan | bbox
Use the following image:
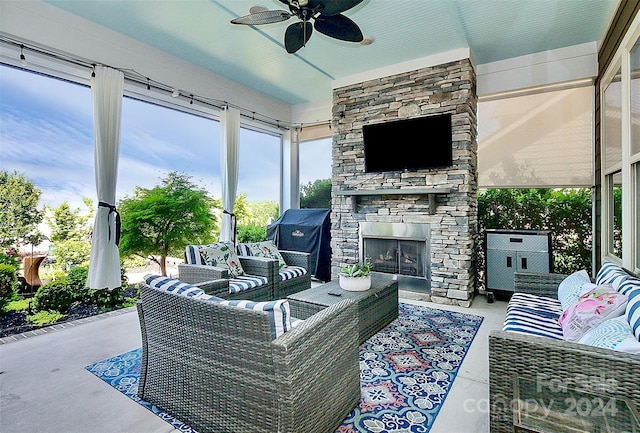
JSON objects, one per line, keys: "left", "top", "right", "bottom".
{"left": 231, "top": 0, "right": 364, "bottom": 54}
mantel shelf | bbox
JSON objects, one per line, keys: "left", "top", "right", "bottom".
{"left": 336, "top": 187, "right": 452, "bottom": 213}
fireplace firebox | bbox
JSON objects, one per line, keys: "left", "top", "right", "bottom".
{"left": 359, "top": 222, "right": 430, "bottom": 291}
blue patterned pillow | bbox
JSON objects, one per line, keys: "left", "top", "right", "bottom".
{"left": 627, "top": 289, "right": 640, "bottom": 341}
{"left": 557, "top": 270, "right": 593, "bottom": 310}
{"left": 218, "top": 299, "right": 292, "bottom": 339}
{"left": 144, "top": 274, "right": 204, "bottom": 298}
{"left": 578, "top": 316, "right": 640, "bottom": 354}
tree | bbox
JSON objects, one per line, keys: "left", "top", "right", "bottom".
{"left": 46, "top": 199, "right": 93, "bottom": 243}
{"left": 232, "top": 194, "right": 251, "bottom": 225}
{"left": 118, "top": 172, "right": 217, "bottom": 275}
{"left": 245, "top": 200, "right": 279, "bottom": 226}
{"left": 0, "top": 170, "right": 43, "bottom": 249}
{"left": 300, "top": 179, "right": 331, "bottom": 209}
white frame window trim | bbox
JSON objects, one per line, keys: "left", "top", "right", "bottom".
{"left": 601, "top": 12, "right": 640, "bottom": 273}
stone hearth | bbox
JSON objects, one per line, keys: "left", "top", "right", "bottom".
{"left": 330, "top": 58, "right": 478, "bottom": 306}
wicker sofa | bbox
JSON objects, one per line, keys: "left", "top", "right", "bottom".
{"left": 136, "top": 280, "right": 361, "bottom": 433}
{"left": 489, "top": 263, "right": 640, "bottom": 432}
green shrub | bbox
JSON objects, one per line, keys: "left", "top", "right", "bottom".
{"left": 32, "top": 278, "right": 75, "bottom": 313}
{"left": 0, "top": 263, "right": 18, "bottom": 311}
{"left": 4, "top": 298, "right": 30, "bottom": 313}
{"left": 67, "top": 264, "right": 92, "bottom": 303}
{"left": 28, "top": 310, "right": 65, "bottom": 327}
{"left": 237, "top": 224, "right": 267, "bottom": 243}
{"left": 92, "top": 287, "right": 125, "bottom": 310}
{"left": 478, "top": 188, "right": 592, "bottom": 279}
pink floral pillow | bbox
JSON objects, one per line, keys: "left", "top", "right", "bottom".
{"left": 558, "top": 285, "right": 628, "bottom": 342}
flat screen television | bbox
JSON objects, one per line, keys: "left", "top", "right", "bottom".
{"left": 363, "top": 113, "right": 452, "bottom": 172}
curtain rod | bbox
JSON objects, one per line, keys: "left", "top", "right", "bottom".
{"left": 0, "top": 36, "right": 331, "bottom": 133}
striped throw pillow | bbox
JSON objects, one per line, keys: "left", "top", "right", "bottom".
{"left": 595, "top": 261, "right": 632, "bottom": 291}
{"left": 219, "top": 299, "right": 292, "bottom": 339}
{"left": 627, "top": 289, "right": 640, "bottom": 341}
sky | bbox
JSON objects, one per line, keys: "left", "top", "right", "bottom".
{"left": 0, "top": 64, "right": 332, "bottom": 212}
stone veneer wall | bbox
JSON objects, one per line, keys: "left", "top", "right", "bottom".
{"left": 330, "top": 59, "right": 478, "bottom": 306}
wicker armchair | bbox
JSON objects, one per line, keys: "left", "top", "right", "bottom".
{"left": 236, "top": 245, "right": 312, "bottom": 299}
{"left": 136, "top": 283, "right": 361, "bottom": 433}
{"left": 489, "top": 271, "right": 640, "bottom": 432}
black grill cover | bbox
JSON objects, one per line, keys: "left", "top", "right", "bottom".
{"left": 267, "top": 208, "right": 332, "bottom": 282}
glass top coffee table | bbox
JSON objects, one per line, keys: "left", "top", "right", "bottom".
{"left": 287, "top": 274, "right": 398, "bottom": 344}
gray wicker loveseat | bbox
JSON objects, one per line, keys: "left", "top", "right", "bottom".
{"left": 136, "top": 275, "right": 361, "bottom": 433}
{"left": 489, "top": 261, "right": 640, "bottom": 432}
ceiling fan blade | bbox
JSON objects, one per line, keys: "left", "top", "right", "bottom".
{"left": 314, "top": 14, "right": 363, "bottom": 42}
{"left": 231, "top": 10, "right": 292, "bottom": 25}
{"left": 310, "top": 0, "right": 364, "bottom": 16}
{"left": 284, "top": 21, "right": 313, "bottom": 53}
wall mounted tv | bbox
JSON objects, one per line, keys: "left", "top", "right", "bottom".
{"left": 363, "top": 113, "right": 453, "bottom": 173}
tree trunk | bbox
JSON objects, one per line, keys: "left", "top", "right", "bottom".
{"left": 160, "top": 255, "right": 167, "bottom": 276}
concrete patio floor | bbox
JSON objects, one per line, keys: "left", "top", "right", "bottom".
{"left": 0, "top": 290, "right": 507, "bottom": 433}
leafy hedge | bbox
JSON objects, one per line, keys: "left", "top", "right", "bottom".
{"left": 32, "top": 264, "right": 131, "bottom": 313}
{"left": 0, "top": 264, "right": 18, "bottom": 311}
{"left": 478, "top": 188, "right": 592, "bottom": 277}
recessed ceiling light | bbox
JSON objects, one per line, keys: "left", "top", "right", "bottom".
{"left": 249, "top": 5, "right": 268, "bottom": 14}
{"left": 360, "top": 36, "right": 375, "bottom": 46}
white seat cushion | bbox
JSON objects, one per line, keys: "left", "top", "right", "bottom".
{"left": 279, "top": 266, "right": 307, "bottom": 281}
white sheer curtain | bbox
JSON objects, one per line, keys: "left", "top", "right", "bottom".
{"left": 88, "top": 65, "right": 123, "bottom": 290}
{"left": 219, "top": 106, "right": 240, "bottom": 243}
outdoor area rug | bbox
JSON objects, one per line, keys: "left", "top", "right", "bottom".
{"left": 85, "top": 302, "right": 483, "bottom": 433}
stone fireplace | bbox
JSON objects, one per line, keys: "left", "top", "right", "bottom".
{"left": 360, "top": 221, "right": 430, "bottom": 292}
{"left": 330, "top": 58, "right": 478, "bottom": 307}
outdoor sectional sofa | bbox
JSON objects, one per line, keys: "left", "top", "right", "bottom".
{"left": 489, "top": 261, "right": 640, "bottom": 432}
{"left": 136, "top": 276, "right": 361, "bottom": 433}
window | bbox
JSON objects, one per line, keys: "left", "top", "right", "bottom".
{"left": 601, "top": 16, "right": 640, "bottom": 271}
{"left": 636, "top": 164, "right": 640, "bottom": 270}
{"left": 238, "top": 126, "right": 280, "bottom": 202}
{"left": 120, "top": 97, "right": 221, "bottom": 199}
{"left": 604, "top": 70, "right": 622, "bottom": 173}
{"left": 607, "top": 170, "right": 623, "bottom": 258}
{"left": 0, "top": 64, "right": 93, "bottom": 209}
{"left": 632, "top": 38, "right": 640, "bottom": 272}
{"left": 299, "top": 137, "right": 331, "bottom": 186}
{"left": 299, "top": 137, "right": 332, "bottom": 208}
{"left": 603, "top": 69, "right": 623, "bottom": 260}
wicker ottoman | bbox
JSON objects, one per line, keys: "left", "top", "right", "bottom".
{"left": 287, "top": 275, "right": 398, "bottom": 343}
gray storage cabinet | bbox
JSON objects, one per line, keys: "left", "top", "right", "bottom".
{"left": 485, "top": 229, "right": 553, "bottom": 293}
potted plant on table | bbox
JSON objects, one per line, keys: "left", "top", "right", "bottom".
{"left": 339, "top": 261, "right": 372, "bottom": 291}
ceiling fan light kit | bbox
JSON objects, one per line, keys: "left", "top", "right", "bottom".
{"left": 231, "top": 0, "right": 365, "bottom": 53}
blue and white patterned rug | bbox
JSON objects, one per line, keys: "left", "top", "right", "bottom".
{"left": 86, "top": 302, "right": 483, "bottom": 433}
